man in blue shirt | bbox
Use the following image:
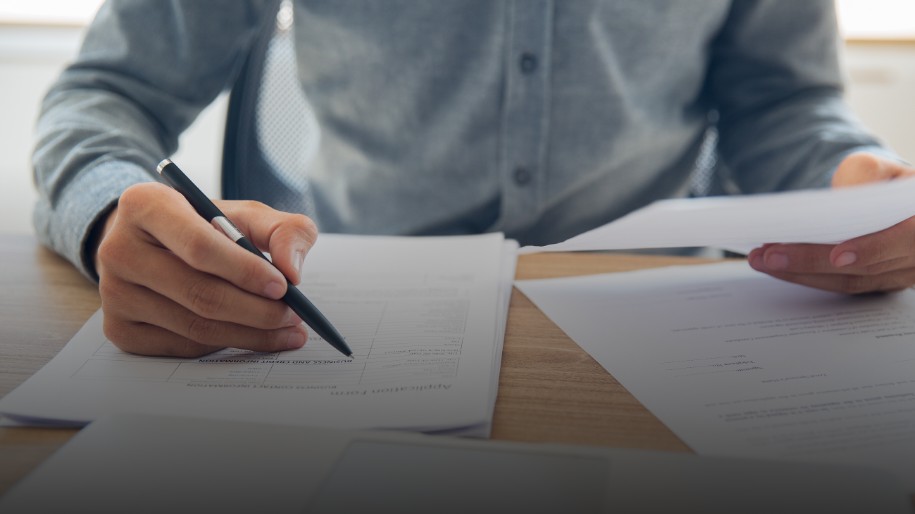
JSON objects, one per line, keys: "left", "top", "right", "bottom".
{"left": 33, "top": 0, "right": 915, "bottom": 356}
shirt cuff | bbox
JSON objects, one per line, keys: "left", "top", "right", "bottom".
{"left": 34, "top": 160, "right": 154, "bottom": 282}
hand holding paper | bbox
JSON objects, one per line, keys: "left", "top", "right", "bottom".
{"left": 748, "top": 152, "right": 915, "bottom": 294}
{"left": 521, "top": 152, "right": 915, "bottom": 294}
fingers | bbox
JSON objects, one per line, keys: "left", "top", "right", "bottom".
{"left": 745, "top": 267, "right": 915, "bottom": 295}
{"left": 106, "top": 243, "right": 301, "bottom": 330}
{"left": 101, "top": 283, "right": 308, "bottom": 357}
{"left": 115, "top": 183, "right": 290, "bottom": 300}
{"left": 829, "top": 217, "right": 915, "bottom": 275}
{"left": 220, "top": 201, "right": 318, "bottom": 285}
{"left": 103, "top": 318, "right": 214, "bottom": 358}
{"left": 95, "top": 182, "right": 320, "bottom": 357}
{"left": 758, "top": 153, "right": 915, "bottom": 294}
{"left": 749, "top": 217, "right": 915, "bottom": 276}
{"left": 748, "top": 216, "right": 915, "bottom": 294}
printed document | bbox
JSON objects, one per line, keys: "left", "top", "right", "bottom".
{"left": 516, "top": 262, "right": 915, "bottom": 490}
{"left": 0, "top": 234, "right": 517, "bottom": 435}
{"left": 520, "top": 177, "right": 915, "bottom": 254}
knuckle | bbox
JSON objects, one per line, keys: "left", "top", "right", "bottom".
{"left": 102, "top": 317, "right": 133, "bottom": 352}
{"left": 184, "top": 279, "right": 227, "bottom": 317}
{"left": 265, "top": 330, "right": 289, "bottom": 349}
{"left": 96, "top": 230, "right": 129, "bottom": 271}
{"left": 98, "top": 278, "right": 127, "bottom": 306}
{"left": 239, "top": 258, "right": 269, "bottom": 288}
{"left": 95, "top": 236, "right": 116, "bottom": 267}
{"left": 116, "top": 184, "right": 145, "bottom": 212}
{"left": 264, "top": 305, "right": 294, "bottom": 328}
{"left": 239, "top": 199, "right": 265, "bottom": 213}
{"left": 291, "top": 213, "right": 317, "bottom": 237}
{"left": 266, "top": 327, "right": 304, "bottom": 349}
{"left": 185, "top": 315, "right": 221, "bottom": 344}
{"left": 179, "top": 234, "right": 214, "bottom": 268}
{"left": 302, "top": 219, "right": 319, "bottom": 245}
{"left": 118, "top": 182, "right": 164, "bottom": 217}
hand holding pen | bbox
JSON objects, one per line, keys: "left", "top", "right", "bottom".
{"left": 90, "top": 160, "right": 348, "bottom": 358}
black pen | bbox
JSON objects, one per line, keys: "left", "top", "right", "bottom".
{"left": 156, "top": 159, "right": 353, "bottom": 358}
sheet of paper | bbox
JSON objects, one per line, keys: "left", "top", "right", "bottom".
{"left": 0, "top": 234, "right": 516, "bottom": 434}
{"left": 520, "top": 177, "right": 915, "bottom": 254}
{"left": 516, "top": 262, "right": 915, "bottom": 491}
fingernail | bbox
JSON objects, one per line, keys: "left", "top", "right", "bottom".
{"left": 285, "top": 328, "right": 307, "bottom": 349}
{"left": 291, "top": 248, "right": 306, "bottom": 283}
{"left": 748, "top": 253, "right": 763, "bottom": 270}
{"left": 834, "top": 251, "right": 857, "bottom": 268}
{"left": 765, "top": 252, "right": 789, "bottom": 270}
{"left": 264, "top": 280, "right": 286, "bottom": 299}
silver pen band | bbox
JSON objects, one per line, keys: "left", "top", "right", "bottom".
{"left": 211, "top": 216, "right": 244, "bottom": 242}
{"left": 156, "top": 158, "right": 173, "bottom": 174}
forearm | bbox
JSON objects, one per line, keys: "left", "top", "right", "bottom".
{"left": 717, "top": 91, "right": 888, "bottom": 192}
{"left": 33, "top": 88, "right": 175, "bottom": 281}
{"left": 709, "top": 0, "right": 896, "bottom": 193}
{"left": 32, "top": 0, "right": 279, "bottom": 280}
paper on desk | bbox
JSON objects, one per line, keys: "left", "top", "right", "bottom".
{"left": 520, "top": 177, "right": 915, "bottom": 254}
{"left": 516, "top": 262, "right": 915, "bottom": 492}
{"left": 0, "top": 234, "right": 517, "bottom": 436}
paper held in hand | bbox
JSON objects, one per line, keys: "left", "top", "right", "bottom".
{"left": 520, "top": 177, "right": 915, "bottom": 255}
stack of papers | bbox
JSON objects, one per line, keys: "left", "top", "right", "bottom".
{"left": 0, "top": 234, "right": 518, "bottom": 437}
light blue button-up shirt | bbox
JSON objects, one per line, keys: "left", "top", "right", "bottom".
{"left": 33, "top": 0, "right": 887, "bottom": 279}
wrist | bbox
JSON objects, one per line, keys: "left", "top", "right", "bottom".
{"left": 86, "top": 204, "right": 119, "bottom": 282}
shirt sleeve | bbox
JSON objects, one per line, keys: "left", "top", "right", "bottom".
{"left": 705, "top": 0, "right": 897, "bottom": 193}
{"left": 32, "top": 0, "right": 280, "bottom": 281}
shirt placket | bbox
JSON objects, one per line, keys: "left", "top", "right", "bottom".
{"left": 498, "top": 0, "right": 552, "bottom": 234}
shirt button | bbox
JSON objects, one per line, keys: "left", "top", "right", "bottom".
{"left": 513, "top": 167, "right": 532, "bottom": 185}
{"left": 519, "top": 53, "right": 538, "bottom": 74}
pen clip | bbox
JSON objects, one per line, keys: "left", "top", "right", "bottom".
{"left": 211, "top": 216, "right": 245, "bottom": 242}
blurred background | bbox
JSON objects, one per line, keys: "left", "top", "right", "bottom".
{"left": 0, "top": 0, "right": 912, "bottom": 234}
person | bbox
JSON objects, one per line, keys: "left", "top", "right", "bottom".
{"left": 33, "top": 0, "right": 914, "bottom": 357}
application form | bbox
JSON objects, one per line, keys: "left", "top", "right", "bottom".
{"left": 0, "top": 234, "right": 517, "bottom": 435}
{"left": 516, "top": 262, "right": 915, "bottom": 490}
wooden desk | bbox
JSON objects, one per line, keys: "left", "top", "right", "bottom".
{"left": 0, "top": 234, "right": 712, "bottom": 494}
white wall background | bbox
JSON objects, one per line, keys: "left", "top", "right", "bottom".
{"left": 842, "top": 44, "right": 915, "bottom": 162}
{"left": 0, "top": 22, "right": 913, "bottom": 235}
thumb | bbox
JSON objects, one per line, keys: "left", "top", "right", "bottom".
{"left": 218, "top": 200, "right": 318, "bottom": 285}
{"left": 832, "top": 152, "right": 915, "bottom": 188}
{"left": 270, "top": 220, "right": 318, "bottom": 286}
